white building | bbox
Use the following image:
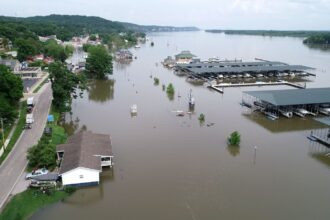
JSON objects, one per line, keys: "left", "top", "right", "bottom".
{"left": 56, "top": 131, "right": 114, "bottom": 187}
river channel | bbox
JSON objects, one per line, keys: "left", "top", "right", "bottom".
{"left": 31, "top": 31, "right": 330, "bottom": 220}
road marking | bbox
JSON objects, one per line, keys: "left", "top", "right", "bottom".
{"left": 0, "top": 161, "right": 28, "bottom": 209}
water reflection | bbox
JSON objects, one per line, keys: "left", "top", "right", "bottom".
{"left": 308, "top": 141, "right": 330, "bottom": 167}
{"left": 88, "top": 79, "right": 115, "bottom": 103}
{"left": 227, "top": 145, "right": 240, "bottom": 157}
{"left": 243, "top": 114, "right": 327, "bottom": 133}
{"left": 305, "top": 44, "right": 330, "bottom": 52}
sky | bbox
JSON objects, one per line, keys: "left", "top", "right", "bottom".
{"left": 1, "top": 0, "right": 330, "bottom": 30}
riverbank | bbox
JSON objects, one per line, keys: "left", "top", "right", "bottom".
{"left": 0, "top": 188, "right": 73, "bottom": 220}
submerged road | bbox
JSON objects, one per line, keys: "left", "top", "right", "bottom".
{"left": 0, "top": 83, "right": 52, "bottom": 209}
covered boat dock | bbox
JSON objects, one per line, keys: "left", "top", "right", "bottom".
{"left": 175, "top": 60, "right": 314, "bottom": 79}
{"left": 242, "top": 88, "right": 330, "bottom": 119}
{"left": 310, "top": 117, "right": 330, "bottom": 147}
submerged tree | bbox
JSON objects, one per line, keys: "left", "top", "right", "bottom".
{"left": 166, "top": 83, "right": 175, "bottom": 100}
{"left": 228, "top": 131, "right": 241, "bottom": 146}
{"left": 49, "top": 62, "right": 86, "bottom": 112}
{"left": 85, "top": 45, "right": 112, "bottom": 79}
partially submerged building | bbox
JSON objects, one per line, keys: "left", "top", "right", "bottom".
{"left": 175, "top": 50, "right": 196, "bottom": 64}
{"left": 115, "top": 49, "right": 133, "bottom": 60}
{"left": 176, "top": 60, "right": 313, "bottom": 78}
{"left": 56, "top": 131, "right": 114, "bottom": 187}
{"left": 243, "top": 88, "right": 330, "bottom": 119}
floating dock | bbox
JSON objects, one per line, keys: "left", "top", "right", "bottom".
{"left": 311, "top": 134, "right": 330, "bottom": 147}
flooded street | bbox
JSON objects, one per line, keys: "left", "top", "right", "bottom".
{"left": 31, "top": 32, "right": 330, "bottom": 220}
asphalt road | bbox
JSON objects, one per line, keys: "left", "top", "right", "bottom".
{"left": 0, "top": 83, "right": 52, "bottom": 209}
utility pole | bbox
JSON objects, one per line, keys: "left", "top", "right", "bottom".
{"left": 1, "top": 118, "right": 4, "bottom": 150}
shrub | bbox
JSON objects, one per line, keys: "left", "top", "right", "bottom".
{"left": 154, "top": 77, "right": 159, "bottom": 85}
{"left": 228, "top": 131, "right": 241, "bottom": 145}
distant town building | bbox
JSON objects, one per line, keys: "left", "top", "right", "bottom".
{"left": 115, "top": 49, "right": 133, "bottom": 60}
{"left": 0, "top": 58, "right": 20, "bottom": 72}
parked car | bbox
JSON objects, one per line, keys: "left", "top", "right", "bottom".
{"left": 25, "top": 168, "right": 49, "bottom": 179}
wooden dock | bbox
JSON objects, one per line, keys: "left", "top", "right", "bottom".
{"left": 208, "top": 81, "right": 305, "bottom": 93}
{"left": 311, "top": 134, "right": 330, "bottom": 147}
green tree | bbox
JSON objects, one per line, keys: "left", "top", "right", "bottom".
{"left": 49, "top": 62, "right": 86, "bottom": 112}
{"left": 228, "top": 131, "right": 241, "bottom": 146}
{"left": 27, "top": 136, "right": 56, "bottom": 169}
{"left": 0, "top": 65, "right": 23, "bottom": 124}
{"left": 15, "top": 38, "right": 41, "bottom": 61}
{"left": 43, "top": 40, "right": 69, "bottom": 62}
{"left": 85, "top": 45, "right": 112, "bottom": 79}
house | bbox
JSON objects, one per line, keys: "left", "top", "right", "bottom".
{"left": 175, "top": 50, "right": 196, "bottom": 64}
{"left": 0, "top": 58, "right": 20, "bottom": 72}
{"left": 56, "top": 131, "right": 114, "bottom": 187}
{"left": 115, "top": 49, "right": 133, "bottom": 60}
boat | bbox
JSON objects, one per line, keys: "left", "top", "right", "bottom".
{"left": 289, "top": 72, "right": 295, "bottom": 78}
{"left": 294, "top": 108, "right": 308, "bottom": 117}
{"left": 244, "top": 73, "right": 251, "bottom": 78}
{"left": 131, "top": 104, "right": 137, "bottom": 114}
{"left": 319, "top": 107, "right": 330, "bottom": 115}
{"left": 279, "top": 109, "right": 293, "bottom": 118}
{"left": 177, "top": 112, "right": 185, "bottom": 117}
{"left": 264, "top": 111, "right": 279, "bottom": 120}
{"left": 134, "top": 45, "right": 141, "bottom": 48}
{"left": 218, "top": 74, "right": 224, "bottom": 79}
{"left": 189, "top": 89, "right": 195, "bottom": 107}
{"left": 256, "top": 74, "right": 263, "bottom": 78}
{"left": 237, "top": 74, "right": 243, "bottom": 78}
{"left": 240, "top": 101, "right": 252, "bottom": 109}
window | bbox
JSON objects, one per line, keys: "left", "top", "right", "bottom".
{"left": 79, "top": 175, "right": 84, "bottom": 179}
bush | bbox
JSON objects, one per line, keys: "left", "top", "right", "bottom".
{"left": 198, "top": 113, "right": 205, "bottom": 122}
{"left": 228, "top": 131, "right": 241, "bottom": 145}
{"left": 153, "top": 77, "right": 159, "bottom": 85}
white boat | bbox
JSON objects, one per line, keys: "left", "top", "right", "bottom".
{"left": 131, "top": 104, "right": 137, "bottom": 114}
{"left": 264, "top": 111, "right": 279, "bottom": 120}
{"left": 230, "top": 74, "right": 237, "bottom": 78}
{"left": 294, "top": 108, "right": 308, "bottom": 117}
{"left": 189, "top": 89, "right": 195, "bottom": 107}
{"left": 279, "top": 109, "right": 293, "bottom": 118}
{"left": 319, "top": 108, "right": 330, "bottom": 115}
{"left": 282, "top": 72, "right": 289, "bottom": 77}
{"left": 244, "top": 73, "right": 251, "bottom": 78}
{"left": 256, "top": 74, "right": 263, "bottom": 78}
{"left": 289, "top": 72, "right": 295, "bottom": 78}
{"left": 218, "top": 74, "right": 224, "bottom": 79}
{"left": 134, "top": 45, "right": 141, "bottom": 48}
{"left": 237, "top": 74, "right": 243, "bottom": 78}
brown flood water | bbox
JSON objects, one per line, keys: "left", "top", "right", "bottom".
{"left": 31, "top": 32, "right": 330, "bottom": 220}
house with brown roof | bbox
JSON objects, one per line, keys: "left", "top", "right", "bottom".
{"left": 56, "top": 131, "right": 113, "bottom": 187}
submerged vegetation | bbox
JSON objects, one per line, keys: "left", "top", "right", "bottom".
{"left": 153, "top": 77, "right": 160, "bottom": 85}
{"left": 198, "top": 113, "right": 205, "bottom": 124}
{"left": 303, "top": 33, "right": 330, "bottom": 45}
{"left": 166, "top": 83, "right": 175, "bottom": 100}
{"left": 228, "top": 131, "right": 241, "bottom": 146}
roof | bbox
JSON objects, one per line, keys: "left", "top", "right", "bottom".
{"left": 175, "top": 51, "right": 196, "bottom": 59}
{"left": 244, "top": 88, "right": 330, "bottom": 106}
{"left": 57, "top": 131, "right": 112, "bottom": 175}
{"left": 31, "top": 173, "right": 59, "bottom": 181}
{"left": 0, "top": 59, "right": 19, "bottom": 71}
{"left": 314, "top": 117, "right": 330, "bottom": 126}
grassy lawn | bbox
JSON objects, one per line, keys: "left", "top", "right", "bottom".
{"left": 49, "top": 109, "right": 67, "bottom": 145}
{"left": 0, "top": 103, "right": 27, "bottom": 165}
{"left": 0, "top": 189, "right": 70, "bottom": 220}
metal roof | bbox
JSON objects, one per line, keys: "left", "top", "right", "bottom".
{"left": 177, "top": 61, "right": 287, "bottom": 68}
{"left": 314, "top": 117, "right": 330, "bottom": 126}
{"left": 185, "top": 65, "right": 311, "bottom": 74}
{"left": 244, "top": 88, "right": 330, "bottom": 106}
